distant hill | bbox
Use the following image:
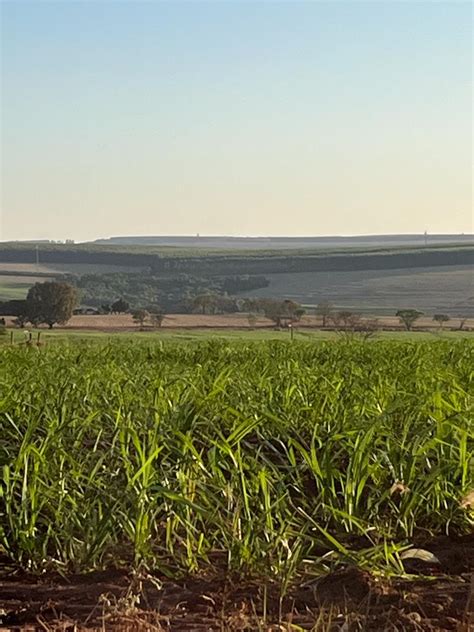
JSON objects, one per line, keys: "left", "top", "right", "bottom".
{"left": 93, "top": 234, "right": 474, "bottom": 250}
{"left": 1, "top": 240, "right": 472, "bottom": 283}
{"left": 1, "top": 238, "right": 472, "bottom": 314}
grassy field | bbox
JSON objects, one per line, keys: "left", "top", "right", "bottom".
{"left": 0, "top": 280, "right": 30, "bottom": 300}
{"left": 0, "top": 263, "right": 57, "bottom": 300}
{"left": 3, "top": 239, "right": 474, "bottom": 258}
{"left": 2, "top": 324, "right": 474, "bottom": 346}
{"left": 95, "top": 234, "right": 474, "bottom": 249}
{"left": 0, "top": 277, "right": 55, "bottom": 301}
{"left": 246, "top": 264, "right": 474, "bottom": 315}
{"left": 1, "top": 240, "right": 472, "bottom": 274}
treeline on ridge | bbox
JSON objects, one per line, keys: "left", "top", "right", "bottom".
{"left": 0, "top": 242, "right": 472, "bottom": 275}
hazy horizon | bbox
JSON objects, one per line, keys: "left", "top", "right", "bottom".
{"left": 3, "top": 231, "right": 474, "bottom": 246}
{"left": 1, "top": 1, "right": 472, "bottom": 242}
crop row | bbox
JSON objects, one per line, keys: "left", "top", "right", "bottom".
{"left": 0, "top": 339, "right": 472, "bottom": 579}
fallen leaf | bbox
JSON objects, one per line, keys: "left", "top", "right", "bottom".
{"left": 390, "top": 481, "right": 410, "bottom": 495}
{"left": 400, "top": 549, "right": 441, "bottom": 564}
{"left": 460, "top": 490, "right": 474, "bottom": 509}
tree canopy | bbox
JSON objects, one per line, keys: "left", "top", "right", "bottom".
{"left": 396, "top": 309, "right": 423, "bottom": 331}
{"left": 27, "top": 282, "right": 78, "bottom": 328}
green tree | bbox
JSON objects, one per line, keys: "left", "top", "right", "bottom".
{"left": 262, "top": 299, "right": 304, "bottom": 328}
{"left": 332, "top": 311, "right": 361, "bottom": 330}
{"left": 27, "top": 281, "right": 78, "bottom": 329}
{"left": 396, "top": 309, "right": 423, "bottom": 331}
{"left": 192, "top": 294, "right": 216, "bottom": 314}
{"left": 111, "top": 298, "right": 130, "bottom": 314}
{"left": 262, "top": 300, "right": 284, "bottom": 327}
{"left": 247, "top": 312, "right": 258, "bottom": 328}
{"left": 433, "top": 314, "right": 450, "bottom": 329}
{"left": 149, "top": 311, "right": 165, "bottom": 328}
{"left": 131, "top": 309, "right": 149, "bottom": 329}
{"left": 315, "top": 301, "right": 333, "bottom": 327}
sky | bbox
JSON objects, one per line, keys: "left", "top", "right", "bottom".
{"left": 0, "top": 0, "right": 472, "bottom": 242}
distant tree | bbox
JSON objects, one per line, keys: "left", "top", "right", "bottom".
{"left": 333, "top": 311, "right": 359, "bottom": 329}
{"left": 294, "top": 307, "right": 306, "bottom": 321}
{"left": 458, "top": 317, "right": 468, "bottom": 331}
{"left": 131, "top": 309, "right": 149, "bottom": 329}
{"left": 242, "top": 298, "right": 259, "bottom": 313}
{"left": 10, "top": 305, "right": 31, "bottom": 328}
{"left": 361, "top": 318, "right": 380, "bottom": 339}
{"left": 192, "top": 294, "right": 217, "bottom": 315}
{"left": 396, "top": 309, "right": 423, "bottom": 331}
{"left": 247, "top": 312, "right": 258, "bottom": 328}
{"left": 433, "top": 314, "right": 450, "bottom": 329}
{"left": 214, "top": 295, "right": 238, "bottom": 314}
{"left": 315, "top": 301, "right": 334, "bottom": 327}
{"left": 27, "top": 281, "right": 78, "bottom": 329}
{"left": 111, "top": 298, "right": 130, "bottom": 314}
{"left": 341, "top": 317, "right": 380, "bottom": 341}
{"left": 332, "top": 311, "right": 373, "bottom": 338}
{"left": 101, "top": 304, "right": 112, "bottom": 314}
{"left": 149, "top": 311, "right": 165, "bottom": 328}
{"left": 262, "top": 300, "right": 284, "bottom": 327}
{"left": 262, "top": 299, "right": 304, "bottom": 328}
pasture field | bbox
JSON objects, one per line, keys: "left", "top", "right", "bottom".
{"left": 0, "top": 338, "right": 473, "bottom": 629}
{"left": 2, "top": 323, "right": 474, "bottom": 348}
{"left": 0, "top": 263, "right": 58, "bottom": 300}
{"left": 1, "top": 256, "right": 472, "bottom": 315}
{"left": 0, "top": 277, "right": 55, "bottom": 301}
{"left": 246, "top": 265, "right": 474, "bottom": 316}
{"left": 1, "top": 240, "right": 472, "bottom": 273}
{"left": 95, "top": 234, "right": 474, "bottom": 249}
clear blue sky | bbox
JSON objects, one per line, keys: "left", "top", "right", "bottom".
{"left": 1, "top": 0, "right": 472, "bottom": 241}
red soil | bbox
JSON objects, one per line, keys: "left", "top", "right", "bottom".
{"left": 1, "top": 535, "right": 473, "bottom": 631}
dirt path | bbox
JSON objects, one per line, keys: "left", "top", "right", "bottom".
{"left": 4, "top": 313, "right": 474, "bottom": 333}
{"left": 1, "top": 535, "right": 473, "bottom": 631}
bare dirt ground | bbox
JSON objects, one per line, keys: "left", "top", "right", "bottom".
{"left": 0, "top": 535, "right": 473, "bottom": 631}
{"left": 4, "top": 313, "right": 474, "bottom": 333}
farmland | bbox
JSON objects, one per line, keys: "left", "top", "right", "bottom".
{"left": 1, "top": 240, "right": 473, "bottom": 314}
{"left": 0, "top": 264, "right": 58, "bottom": 301}
{"left": 0, "top": 338, "right": 472, "bottom": 629}
{"left": 1, "top": 240, "right": 473, "bottom": 273}
{"left": 246, "top": 264, "right": 474, "bottom": 315}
